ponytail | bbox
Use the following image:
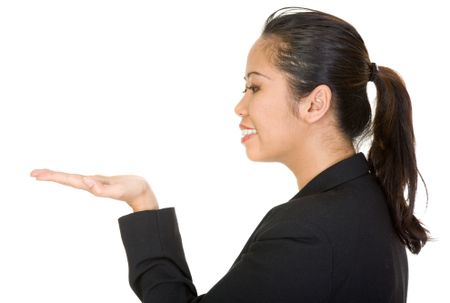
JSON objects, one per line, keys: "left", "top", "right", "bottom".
{"left": 368, "top": 66, "right": 429, "bottom": 254}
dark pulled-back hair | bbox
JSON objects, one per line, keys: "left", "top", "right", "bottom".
{"left": 262, "top": 7, "right": 429, "bottom": 254}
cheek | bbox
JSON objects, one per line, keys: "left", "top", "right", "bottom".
{"left": 248, "top": 90, "right": 293, "bottom": 138}
{"left": 260, "top": 109, "right": 298, "bottom": 144}
{"left": 257, "top": 112, "right": 292, "bottom": 143}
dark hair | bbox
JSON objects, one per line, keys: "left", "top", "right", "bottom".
{"left": 262, "top": 7, "right": 429, "bottom": 254}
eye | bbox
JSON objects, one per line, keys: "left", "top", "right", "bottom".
{"left": 242, "top": 85, "right": 260, "bottom": 94}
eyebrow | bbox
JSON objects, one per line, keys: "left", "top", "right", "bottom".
{"left": 244, "top": 71, "right": 272, "bottom": 80}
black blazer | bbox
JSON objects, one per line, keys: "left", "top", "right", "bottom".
{"left": 118, "top": 152, "right": 408, "bottom": 302}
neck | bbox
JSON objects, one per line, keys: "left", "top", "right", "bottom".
{"left": 285, "top": 146, "right": 356, "bottom": 190}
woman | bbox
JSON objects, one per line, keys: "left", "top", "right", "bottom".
{"left": 30, "top": 7, "right": 429, "bottom": 302}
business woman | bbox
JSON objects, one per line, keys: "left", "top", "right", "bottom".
{"left": 31, "top": 7, "right": 429, "bottom": 302}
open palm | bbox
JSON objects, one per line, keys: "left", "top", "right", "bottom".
{"left": 30, "top": 169, "right": 159, "bottom": 212}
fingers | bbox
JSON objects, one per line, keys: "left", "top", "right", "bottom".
{"left": 31, "top": 168, "right": 90, "bottom": 190}
{"left": 31, "top": 169, "right": 111, "bottom": 198}
{"left": 31, "top": 169, "right": 61, "bottom": 181}
{"left": 30, "top": 169, "right": 51, "bottom": 178}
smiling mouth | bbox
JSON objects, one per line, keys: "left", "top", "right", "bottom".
{"left": 241, "top": 129, "right": 257, "bottom": 143}
{"left": 241, "top": 128, "right": 257, "bottom": 138}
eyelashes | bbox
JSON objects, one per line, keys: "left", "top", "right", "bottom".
{"left": 242, "top": 85, "right": 260, "bottom": 93}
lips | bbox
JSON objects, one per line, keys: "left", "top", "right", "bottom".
{"left": 239, "top": 123, "right": 256, "bottom": 130}
{"left": 240, "top": 123, "right": 257, "bottom": 144}
{"left": 241, "top": 131, "right": 256, "bottom": 143}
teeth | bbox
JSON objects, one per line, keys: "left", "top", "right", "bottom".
{"left": 241, "top": 129, "right": 257, "bottom": 137}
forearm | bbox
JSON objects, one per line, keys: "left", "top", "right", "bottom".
{"left": 118, "top": 208, "right": 198, "bottom": 302}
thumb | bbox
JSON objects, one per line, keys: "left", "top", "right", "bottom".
{"left": 83, "top": 177, "right": 96, "bottom": 188}
{"left": 83, "top": 177, "right": 104, "bottom": 196}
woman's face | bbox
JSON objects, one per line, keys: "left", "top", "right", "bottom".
{"left": 235, "top": 37, "right": 306, "bottom": 163}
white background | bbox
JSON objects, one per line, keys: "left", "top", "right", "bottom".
{"left": 1, "top": 0, "right": 448, "bottom": 302}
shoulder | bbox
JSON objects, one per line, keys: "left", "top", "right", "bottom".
{"left": 288, "top": 174, "right": 388, "bottom": 223}
{"left": 258, "top": 173, "right": 392, "bottom": 243}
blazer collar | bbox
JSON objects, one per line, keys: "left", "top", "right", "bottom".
{"left": 289, "top": 152, "right": 370, "bottom": 200}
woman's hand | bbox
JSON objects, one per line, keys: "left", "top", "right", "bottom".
{"left": 30, "top": 169, "right": 159, "bottom": 212}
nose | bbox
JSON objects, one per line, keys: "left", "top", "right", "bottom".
{"left": 234, "top": 94, "right": 248, "bottom": 117}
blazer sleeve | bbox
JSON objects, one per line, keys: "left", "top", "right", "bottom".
{"left": 118, "top": 207, "right": 332, "bottom": 303}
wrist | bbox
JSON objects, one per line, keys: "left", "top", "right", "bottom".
{"left": 130, "top": 190, "right": 159, "bottom": 212}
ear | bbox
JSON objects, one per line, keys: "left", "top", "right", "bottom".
{"left": 298, "top": 84, "right": 332, "bottom": 124}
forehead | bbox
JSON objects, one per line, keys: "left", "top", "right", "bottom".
{"left": 246, "top": 37, "right": 280, "bottom": 79}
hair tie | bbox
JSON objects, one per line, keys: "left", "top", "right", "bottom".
{"left": 369, "top": 62, "right": 379, "bottom": 82}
